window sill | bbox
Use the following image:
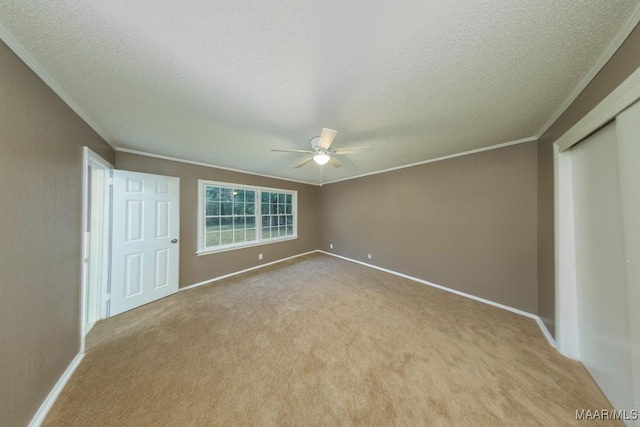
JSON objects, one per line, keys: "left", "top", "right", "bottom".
{"left": 195, "top": 235, "right": 299, "bottom": 256}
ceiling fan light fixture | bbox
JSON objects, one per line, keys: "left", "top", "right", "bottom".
{"left": 313, "top": 152, "right": 330, "bottom": 165}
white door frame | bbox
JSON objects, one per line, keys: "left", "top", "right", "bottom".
{"left": 553, "top": 145, "right": 580, "bottom": 359}
{"left": 81, "top": 147, "right": 113, "bottom": 351}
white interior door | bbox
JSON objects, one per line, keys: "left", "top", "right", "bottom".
{"left": 110, "top": 170, "right": 180, "bottom": 316}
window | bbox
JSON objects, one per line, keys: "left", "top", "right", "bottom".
{"left": 197, "top": 180, "right": 297, "bottom": 254}
{"left": 260, "top": 190, "right": 294, "bottom": 240}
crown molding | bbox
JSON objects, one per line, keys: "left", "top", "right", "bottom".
{"left": 115, "top": 148, "right": 319, "bottom": 186}
{"left": 0, "top": 23, "right": 116, "bottom": 149}
{"left": 554, "top": 65, "right": 640, "bottom": 153}
{"left": 535, "top": 4, "right": 640, "bottom": 139}
{"left": 322, "top": 137, "right": 537, "bottom": 186}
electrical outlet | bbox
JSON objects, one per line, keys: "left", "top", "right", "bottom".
{"left": 367, "top": 253, "right": 372, "bottom": 259}
{"left": 329, "top": 244, "right": 333, "bottom": 249}
{"left": 258, "top": 253, "right": 263, "bottom": 260}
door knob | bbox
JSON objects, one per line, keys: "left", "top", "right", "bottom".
{"left": 171, "top": 238, "right": 178, "bottom": 243}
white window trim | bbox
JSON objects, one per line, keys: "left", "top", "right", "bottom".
{"left": 196, "top": 179, "right": 298, "bottom": 255}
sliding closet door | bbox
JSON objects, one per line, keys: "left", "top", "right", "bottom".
{"left": 571, "top": 121, "right": 634, "bottom": 413}
{"left": 616, "top": 100, "right": 640, "bottom": 417}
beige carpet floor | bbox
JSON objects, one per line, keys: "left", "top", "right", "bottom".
{"left": 44, "top": 253, "right": 617, "bottom": 426}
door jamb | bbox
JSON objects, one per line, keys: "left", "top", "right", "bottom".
{"left": 81, "top": 147, "right": 113, "bottom": 352}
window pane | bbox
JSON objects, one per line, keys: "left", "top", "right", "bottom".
{"left": 234, "top": 216, "right": 245, "bottom": 228}
{"left": 279, "top": 215, "right": 286, "bottom": 225}
{"left": 206, "top": 202, "right": 220, "bottom": 216}
{"left": 278, "top": 204, "right": 285, "bottom": 214}
{"left": 234, "top": 202, "right": 245, "bottom": 215}
{"left": 286, "top": 215, "right": 293, "bottom": 225}
{"left": 220, "top": 230, "right": 233, "bottom": 245}
{"left": 271, "top": 216, "right": 278, "bottom": 226}
{"left": 261, "top": 192, "right": 269, "bottom": 203}
{"left": 221, "top": 201, "right": 232, "bottom": 215}
{"left": 206, "top": 217, "right": 220, "bottom": 232}
{"left": 286, "top": 204, "right": 292, "bottom": 214}
{"left": 262, "top": 216, "right": 269, "bottom": 227}
{"left": 234, "top": 189, "right": 245, "bottom": 202}
{"left": 246, "top": 191, "right": 255, "bottom": 202}
{"left": 234, "top": 229, "right": 245, "bottom": 243}
{"left": 286, "top": 226, "right": 293, "bottom": 236}
{"left": 246, "top": 217, "right": 256, "bottom": 228}
{"left": 271, "top": 204, "right": 278, "bottom": 214}
{"left": 221, "top": 188, "right": 233, "bottom": 201}
{"left": 206, "top": 232, "right": 220, "bottom": 247}
{"left": 246, "top": 228, "right": 256, "bottom": 241}
{"left": 246, "top": 203, "right": 255, "bottom": 215}
{"left": 280, "top": 225, "right": 286, "bottom": 236}
{"left": 263, "top": 227, "right": 271, "bottom": 239}
{"left": 286, "top": 194, "right": 292, "bottom": 204}
{"left": 205, "top": 186, "right": 220, "bottom": 201}
{"left": 271, "top": 193, "right": 278, "bottom": 203}
{"left": 221, "top": 217, "right": 232, "bottom": 229}
{"left": 278, "top": 193, "right": 285, "bottom": 203}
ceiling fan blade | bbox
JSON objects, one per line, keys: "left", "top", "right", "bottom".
{"left": 331, "top": 146, "right": 373, "bottom": 155}
{"left": 294, "top": 157, "right": 314, "bottom": 168}
{"left": 328, "top": 156, "right": 342, "bottom": 168}
{"left": 318, "top": 128, "right": 337, "bottom": 149}
{"left": 271, "top": 149, "right": 315, "bottom": 154}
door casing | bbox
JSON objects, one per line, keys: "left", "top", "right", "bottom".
{"left": 81, "top": 147, "right": 113, "bottom": 350}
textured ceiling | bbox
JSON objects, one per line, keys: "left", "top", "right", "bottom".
{"left": 1, "top": 1, "right": 639, "bottom": 184}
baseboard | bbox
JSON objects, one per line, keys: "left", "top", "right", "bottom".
{"left": 181, "top": 249, "right": 557, "bottom": 349}
{"left": 534, "top": 317, "right": 557, "bottom": 349}
{"left": 29, "top": 352, "right": 85, "bottom": 427}
{"left": 318, "top": 250, "right": 557, "bottom": 349}
{"left": 27, "top": 249, "right": 555, "bottom": 425}
{"left": 180, "top": 250, "right": 320, "bottom": 292}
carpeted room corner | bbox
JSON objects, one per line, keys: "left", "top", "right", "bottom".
{"left": 43, "top": 254, "right": 615, "bottom": 426}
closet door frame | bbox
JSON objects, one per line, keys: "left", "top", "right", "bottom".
{"left": 554, "top": 67, "right": 640, "bottom": 417}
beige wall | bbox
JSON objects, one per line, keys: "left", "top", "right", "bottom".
{"left": 115, "top": 152, "right": 320, "bottom": 287}
{"left": 537, "top": 23, "right": 640, "bottom": 337}
{"left": 0, "top": 41, "right": 115, "bottom": 425}
{"left": 319, "top": 142, "right": 538, "bottom": 314}
{"left": 5, "top": 17, "right": 639, "bottom": 424}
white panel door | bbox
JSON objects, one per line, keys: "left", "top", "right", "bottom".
{"left": 110, "top": 170, "right": 180, "bottom": 316}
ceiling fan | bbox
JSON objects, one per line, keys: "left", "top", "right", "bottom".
{"left": 271, "top": 128, "right": 372, "bottom": 168}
